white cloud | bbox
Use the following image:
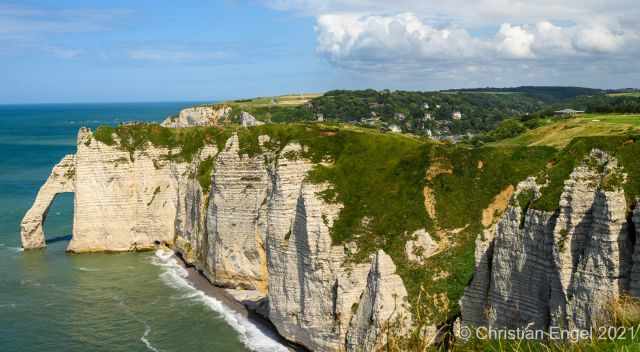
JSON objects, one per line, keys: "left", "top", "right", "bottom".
{"left": 316, "top": 13, "right": 482, "bottom": 64}
{"left": 265, "top": 0, "right": 640, "bottom": 83}
{"left": 314, "top": 12, "right": 639, "bottom": 69}
{"left": 573, "top": 26, "right": 625, "bottom": 53}
{"left": 496, "top": 24, "right": 535, "bottom": 58}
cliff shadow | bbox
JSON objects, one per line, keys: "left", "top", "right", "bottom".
{"left": 42, "top": 192, "right": 74, "bottom": 247}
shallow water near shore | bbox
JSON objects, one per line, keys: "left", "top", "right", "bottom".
{"left": 0, "top": 103, "right": 283, "bottom": 351}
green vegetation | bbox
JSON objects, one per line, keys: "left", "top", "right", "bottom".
{"left": 94, "top": 124, "right": 231, "bottom": 162}
{"left": 448, "top": 86, "right": 604, "bottom": 102}
{"left": 483, "top": 118, "right": 528, "bottom": 142}
{"left": 489, "top": 115, "right": 640, "bottom": 148}
{"left": 219, "top": 93, "right": 319, "bottom": 123}
{"left": 197, "top": 157, "right": 215, "bottom": 194}
{"left": 485, "top": 114, "right": 640, "bottom": 211}
{"left": 532, "top": 135, "right": 640, "bottom": 211}
{"left": 408, "top": 145, "right": 555, "bottom": 323}
{"left": 552, "top": 94, "right": 640, "bottom": 114}
{"left": 608, "top": 92, "right": 640, "bottom": 98}
{"left": 311, "top": 89, "right": 545, "bottom": 134}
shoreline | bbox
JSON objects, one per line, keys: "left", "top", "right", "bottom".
{"left": 171, "top": 251, "right": 305, "bottom": 351}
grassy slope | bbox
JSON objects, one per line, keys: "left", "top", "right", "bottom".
{"left": 219, "top": 94, "right": 320, "bottom": 123}
{"left": 608, "top": 92, "right": 640, "bottom": 97}
{"left": 488, "top": 114, "right": 640, "bottom": 211}
{"left": 491, "top": 114, "right": 640, "bottom": 148}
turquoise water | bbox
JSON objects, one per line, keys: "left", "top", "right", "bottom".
{"left": 0, "top": 103, "right": 285, "bottom": 351}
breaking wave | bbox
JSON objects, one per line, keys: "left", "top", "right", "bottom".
{"left": 151, "top": 249, "right": 288, "bottom": 352}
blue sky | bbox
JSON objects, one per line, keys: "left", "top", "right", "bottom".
{"left": 1, "top": 0, "right": 639, "bottom": 103}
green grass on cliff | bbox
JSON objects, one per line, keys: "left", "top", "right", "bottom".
{"left": 530, "top": 135, "right": 640, "bottom": 211}
{"left": 94, "top": 124, "right": 232, "bottom": 162}
{"left": 491, "top": 114, "right": 640, "bottom": 148}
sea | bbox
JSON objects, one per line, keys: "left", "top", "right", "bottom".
{"left": 0, "top": 103, "right": 287, "bottom": 352}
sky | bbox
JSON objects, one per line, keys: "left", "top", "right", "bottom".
{"left": 1, "top": 0, "right": 639, "bottom": 104}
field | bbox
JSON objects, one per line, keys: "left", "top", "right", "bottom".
{"left": 608, "top": 92, "right": 640, "bottom": 97}
{"left": 225, "top": 93, "right": 321, "bottom": 108}
{"left": 490, "top": 114, "right": 640, "bottom": 148}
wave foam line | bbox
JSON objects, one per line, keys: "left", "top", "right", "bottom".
{"left": 140, "top": 323, "right": 160, "bottom": 352}
{"left": 151, "top": 249, "right": 288, "bottom": 352}
{"left": 115, "top": 294, "right": 162, "bottom": 352}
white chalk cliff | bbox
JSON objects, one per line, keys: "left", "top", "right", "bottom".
{"left": 21, "top": 126, "right": 412, "bottom": 352}
{"left": 161, "top": 105, "right": 232, "bottom": 128}
{"left": 460, "top": 149, "right": 638, "bottom": 334}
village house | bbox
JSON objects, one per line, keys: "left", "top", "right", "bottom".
{"left": 452, "top": 111, "right": 462, "bottom": 120}
{"left": 395, "top": 112, "right": 406, "bottom": 121}
{"left": 554, "top": 108, "right": 585, "bottom": 117}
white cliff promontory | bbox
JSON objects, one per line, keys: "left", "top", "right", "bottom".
{"left": 461, "top": 150, "right": 637, "bottom": 335}
{"left": 161, "top": 105, "right": 232, "bottom": 128}
{"left": 21, "top": 126, "right": 412, "bottom": 352}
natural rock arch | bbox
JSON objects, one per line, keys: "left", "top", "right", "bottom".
{"left": 20, "top": 155, "right": 75, "bottom": 249}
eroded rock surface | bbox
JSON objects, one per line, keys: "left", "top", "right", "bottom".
{"left": 405, "top": 229, "right": 438, "bottom": 265}
{"left": 161, "top": 105, "right": 231, "bottom": 128}
{"left": 21, "top": 127, "right": 413, "bottom": 352}
{"left": 461, "top": 150, "right": 636, "bottom": 335}
{"left": 20, "top": 154, "right": 76, "bottom": 249}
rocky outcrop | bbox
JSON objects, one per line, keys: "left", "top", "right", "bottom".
{"left": 630, "top": 204, "right": 640, "bottom": 296}
{"left": 205, "top": 135, "right": 270, "bottom": 290}
{"left": 346, "top": 250, "right": 412, "bottom": 352}
{"left": 405, "top": 229, "right": 438, "bottom": 265}
{"left": 20, "top": 154, "right": 76, "bottom": 249}
{"left": 263, "top": 143, "right": 412, "bottom": 351}
{"left": 161, "top": 105, "right": 231, "bottom": 128}
{"left": 22, "top": 127, "right": 412, "bottom": 352}
{"left": 239, "top": 111, "right": 264, "bottom": 127}
{"left": 461, "top": 150, "right": 636, "bottom": 335}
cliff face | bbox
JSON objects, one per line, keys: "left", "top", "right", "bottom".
{"left": 461, "top": 149, "right": 636, "bottom": 333}
{"left": 21, "top": 128, "right": 411, "bottom": 352}
{"left": 161, "top": 105, "right": 232, "bottom": 128}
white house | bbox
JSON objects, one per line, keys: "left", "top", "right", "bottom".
{"left": 452, "top": 111, "right": 462, "bottom": 120}
{"left": 389, "top": 124, "right": 402, "bottom": 133}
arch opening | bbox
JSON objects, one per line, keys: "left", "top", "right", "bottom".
{"left": 20, "top": 154, "right": 75, "bottom": 249}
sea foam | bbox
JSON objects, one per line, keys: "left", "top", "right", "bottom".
{"left": 151, "top": 249, "right": 288, "bottom": 352}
